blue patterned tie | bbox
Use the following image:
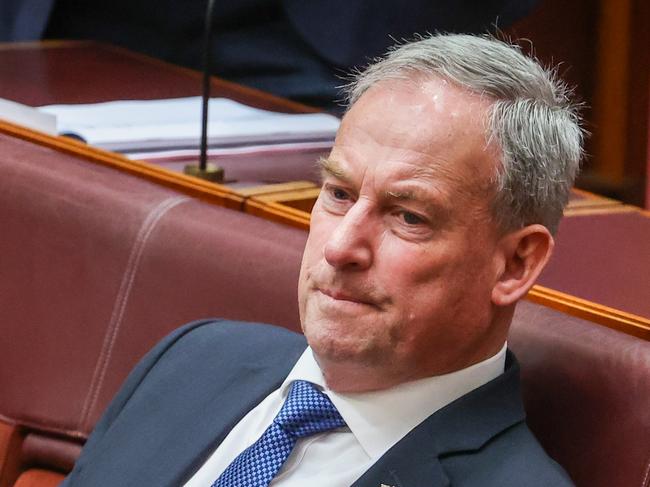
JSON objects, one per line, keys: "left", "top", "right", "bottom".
{"left": 212, "top": 380, "right": 345, "bottom": 487}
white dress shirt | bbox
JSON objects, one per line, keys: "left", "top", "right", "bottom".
{"left": 185, "top": 342, "right": 507, "bottom": 487}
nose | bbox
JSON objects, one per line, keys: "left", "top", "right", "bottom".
{"left": 323, "top": 202, "right": 374, "bottom": 270}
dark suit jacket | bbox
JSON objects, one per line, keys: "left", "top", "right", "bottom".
{"left": 61, "top": 320, "right": 573, "bottom": 486}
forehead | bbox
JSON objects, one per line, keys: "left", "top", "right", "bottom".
{"left": 331, "top": 78, "right": 499, "bottom": 200}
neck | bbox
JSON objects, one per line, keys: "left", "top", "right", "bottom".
{"left": 315, "top": 309, "right": 513, "bottom": 394}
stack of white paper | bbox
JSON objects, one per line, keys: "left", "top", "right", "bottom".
{"left": 0, "top": 98, "right": 57, "bottom": 135}
{"left": 39, "top": 97, "right": 340, "bottom": 152}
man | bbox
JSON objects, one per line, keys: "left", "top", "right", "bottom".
{"left": 62, "top": 34, "right": 582, "bottom": 486}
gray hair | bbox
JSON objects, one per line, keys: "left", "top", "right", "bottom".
{"left": 344, "top": 34, "right": 584, "bottom": 234}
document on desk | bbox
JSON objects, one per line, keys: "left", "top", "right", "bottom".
{"left": 0, "top": 98, "right": 57, "bottom": 135}
{"left": 38, "top": 97, "right": 340, "bottom": 152}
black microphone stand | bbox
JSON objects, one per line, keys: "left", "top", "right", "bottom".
{"left": 184, "top": 0, "right": 224, "bottom": 182}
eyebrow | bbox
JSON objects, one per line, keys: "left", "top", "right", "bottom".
{"left": 318, "top": 157, "right": 453, "bottom": 219}
{"left": 386, "top": 188, "right": 452, "bottom": 220}
{"left": 386, "top": 188, "right": 435, "bottom": 206}
{"left": 386, "top": 188, "right": 428, "bottom": 200}
{"left": 317, "top": 157, "right": 352, "bottom": 184}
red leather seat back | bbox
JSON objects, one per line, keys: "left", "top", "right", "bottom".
{"left": 0, "top": 133, "right": 306, "bottom": 484}
{"left": 511, "top": 301, "right": 650, "bottom": 487}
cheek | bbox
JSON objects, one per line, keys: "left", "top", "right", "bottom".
{"left": 300, "top": 208, "right": 330, "bottom": 266}
{"left": 371, "top": 243, "right": 446, "bottom": 336}
{"left": 379, "top": 239, "right": 449, "bottom": 288}
{"left": 378, "top": 238, "right": 483, "bottom": 321}
{"left": 298, "top": 210, "right": 335, "bottom": 305}
{"left": 298, "top": 238, "right": 319, "bottom": 306}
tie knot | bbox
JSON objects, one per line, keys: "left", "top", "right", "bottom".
{"left": 274, "top": 380, "right": 345, "bottom": 438}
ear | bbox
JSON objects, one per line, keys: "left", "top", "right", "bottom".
{"left": 491, "top": 224, "right": 554, "bottom": 307}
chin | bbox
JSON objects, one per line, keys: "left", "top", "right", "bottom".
{"left": 304, "top": 322, "right": 353, "bottom": 359}
{"left": 304, "top": 320, "right": 386, "bottom": 367}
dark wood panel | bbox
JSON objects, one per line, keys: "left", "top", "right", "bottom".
{"left": 507, "top": 0, "right": 650, "bottom": 207}
{"left": 0, "top": 41, "right": 316, "bottom": 113}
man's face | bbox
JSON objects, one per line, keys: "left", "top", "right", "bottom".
{"left": 298, "top": 78, "right": 508, "bottom": 392}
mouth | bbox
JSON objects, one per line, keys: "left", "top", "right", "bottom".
{"left": 317, "top": 287, "right": 381, "bottom": 309}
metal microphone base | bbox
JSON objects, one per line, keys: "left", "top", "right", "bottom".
{"left": 183, "top": 163, "right": 225, "bottom": 183}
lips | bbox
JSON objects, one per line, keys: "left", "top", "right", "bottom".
{"left": 317, "top": 286, "right": 381, "bottom": 309}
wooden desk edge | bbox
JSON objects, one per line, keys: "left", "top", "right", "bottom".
{"left": 0, "top": 40, "right": 95, "bottom": 50}
{"left": 563, "top": 205, "right": 640, "bottom": 217}
{"left": 527, "top": 285, "right": 650, "bottom": 340}
{"left": 243, "top": 199, "right": 311, "bottom": 230}
{"left": 0, "top": 118, "right": 315, "bottom": 231}
{"left": 0, "top": 120, "right": 243, "bottom": 209}
{"left": 570, "top": 187, "right": 621, "bottom": 204}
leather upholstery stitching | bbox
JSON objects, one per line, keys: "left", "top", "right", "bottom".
{"left": 78, "top": 196, "right": 190, "bottom": 432}
{"left": 641, "top": 451, "right": 650, "bottom": 487}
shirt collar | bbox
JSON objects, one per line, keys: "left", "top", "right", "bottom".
{"left": 279, "top": 342, "right": 507, "bottom": 460}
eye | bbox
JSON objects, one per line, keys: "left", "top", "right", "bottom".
{"left": 331, "top": 187, "right": 351, "bottom": 201}
{"left": 320, "top": 183, "right": 355, "bottom": 214}
{"left": 322, "top": 183, "right": 353, "bottom": 203}
{"left": 400, "top": 211, "right": 426, "bottom": 225}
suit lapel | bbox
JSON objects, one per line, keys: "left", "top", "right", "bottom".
{"left": 173, "top": 340, "right": 308, "bottom": 484}
{"left": 351, "top": 424, "right": 450, "bottom": 487}
{"left": 353, "top": 352, "right": 524, "bottom": 487}
{"left": 73, "top": 323, "right": 308, "bottom": 486}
